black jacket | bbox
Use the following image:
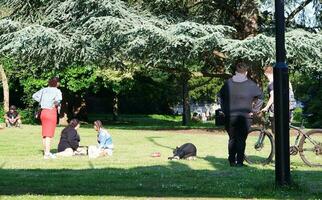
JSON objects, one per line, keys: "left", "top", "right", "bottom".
{"left": 57, "top": 126, "right": 80, "bottom": 152}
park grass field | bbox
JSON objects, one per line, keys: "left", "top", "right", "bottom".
{"left": 0, "top": 124, "right": 321, "bottom": 200}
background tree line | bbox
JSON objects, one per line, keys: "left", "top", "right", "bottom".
{"left": 0, "top": 0, "right": 321, "bottom": 126}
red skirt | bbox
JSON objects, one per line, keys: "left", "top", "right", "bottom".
{"left": 40, "top": 108, "right": 57, "bottom": 138}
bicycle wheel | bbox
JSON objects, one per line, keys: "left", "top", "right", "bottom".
{"left": 299, "top": 129, "right": 322, "bottom": 167}
{"left": 245, "top": 127, "right": 274, "bottom": 165}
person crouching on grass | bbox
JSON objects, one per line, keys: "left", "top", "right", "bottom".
{"left": 4, "top": 105, "right": 22, "bottom": 128}
{"left": 88, "top": 120, "right": 113, "bottom": 158}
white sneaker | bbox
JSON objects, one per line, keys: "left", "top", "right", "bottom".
{"left": 44, "top": 153, "right": 56, "bottom": 159}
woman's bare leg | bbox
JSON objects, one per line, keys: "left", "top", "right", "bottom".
{"left": 44, "top": 137, "right": 51, "bottom": 155}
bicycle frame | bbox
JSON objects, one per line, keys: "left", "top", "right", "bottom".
{"left": 258, "top": 112, "right": 318, "bottom": 148}
{"left": 246, "top": 112, "right": 321, "bottom": 166}
{"left": 289, "top": 124, "right": 303, "bottom": 147}
{"left": 290, "top": 121, "right": 320, "bottom": 147}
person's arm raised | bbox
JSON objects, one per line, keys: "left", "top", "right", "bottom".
{"left": 261, "top": 90, "right": 274, "bottom": 112}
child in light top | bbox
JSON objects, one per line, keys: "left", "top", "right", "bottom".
{"left": 94, "top": 120, "right": 113, "bottom": 150}
{"left": 88, "top": 120, "right": 113, "bottom": 158}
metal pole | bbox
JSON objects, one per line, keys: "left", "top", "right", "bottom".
{"left": 274, "top": 0, "right": 291, "bottom": 186}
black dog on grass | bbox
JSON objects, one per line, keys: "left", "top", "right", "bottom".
{"left": 168, "top": 143, "right": 197, "bottom": 160}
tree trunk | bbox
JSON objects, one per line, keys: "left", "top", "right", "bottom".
{"left": 72, "top": 97, "right": 89, "bottom": 122}
{"left": 286, "top": 0, "right": 313, "bottom": 25}
{"left": 181, "top": 73, "right": 191, "bottom": 126}
{"left": 248, "top": 64, "right": 264, "bottom": 87}
{"left": 59, "top": 111, "right": 69, "bottom": 126}
{"left": 59, "top": 100, "right": 69, "bottom": 126}
{"left": 235, "top": 2, "right": 259, "bottom": 39}
{"left": 0, "top": 64, "right": 9, "bottom": 112}
{"left": 112, "top": 94, "right": 119, "bottom": 121}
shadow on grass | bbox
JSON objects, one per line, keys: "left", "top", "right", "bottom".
{"left": 85, "top": 114, "right": 222, "bottom": 131}
{"left": 0, "top": 156, "right": 320, "bottom": 198}
{"left": 146, "top": 136, "right": 173, "bottom": 150}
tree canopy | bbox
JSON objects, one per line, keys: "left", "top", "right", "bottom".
{"left": 0, "top": 0, "right": 321, "bottom": 125}
{"left": 0, "top": 0, "right": 321, "bottom": 72}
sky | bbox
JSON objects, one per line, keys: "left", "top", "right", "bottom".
{"left": 261, "top": 1, "right": 321, "bottom": 28}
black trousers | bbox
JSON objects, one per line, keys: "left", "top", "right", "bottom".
{"left": 225, "top": 115, "right": 251, "bottom": 164}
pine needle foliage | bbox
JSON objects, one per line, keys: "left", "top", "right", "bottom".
{"left": 0, "top": 0, "right": 321, "bottom": 73}
{"left": 0, "top": 0, "right": 234, "bottom": 73}
{"left": 223, "top": 30, "right": 322, "bottom": 72}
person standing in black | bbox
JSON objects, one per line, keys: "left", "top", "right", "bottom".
{"left": 218, "top": 61, "right": 264, "bottom": 167}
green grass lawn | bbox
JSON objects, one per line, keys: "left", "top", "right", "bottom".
{"left": 0, "top": 125, "right": 321, "bottom": 200}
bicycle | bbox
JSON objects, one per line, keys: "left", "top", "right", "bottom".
{"left": 244, "top": 112, "right": 322, "bottom": 167}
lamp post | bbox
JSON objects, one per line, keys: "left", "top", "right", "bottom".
{"left": 274, "top": 0, "right": 291, "bottom": 186}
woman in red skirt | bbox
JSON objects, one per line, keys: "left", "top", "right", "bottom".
{"left": 33, "top": 77, "right": 62, "bottom": 159}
